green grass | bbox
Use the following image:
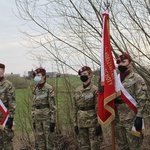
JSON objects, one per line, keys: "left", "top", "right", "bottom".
{"left": 14, "top": 75, "right": 99, "bottom": 133}
{"left": 15, "top": 88, "right": 33, "bottom": 132}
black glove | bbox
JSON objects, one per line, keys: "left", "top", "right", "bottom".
{"left": 134, "top": 117, "right": 142, "bottom": 131}
{"left": 50, "top": 123, "right": 55, "bottom": 132}
{"left": 95, "top": 125, "right": 102, "bottom": 136}
{"left": 33, "top": 122, "right": 36, "bottom": 130}
{"left": 74, "top": 126, "right": 79, "bottom": 135}
{"left": 5, "top": 117, "right": 13, "bottom": 129}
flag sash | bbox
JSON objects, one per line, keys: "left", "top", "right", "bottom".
{"left": 118, "top": 74, "right": 137, "bottom": 113}
{"left": 0, "top": 99, "right": 9, "bottom": 127}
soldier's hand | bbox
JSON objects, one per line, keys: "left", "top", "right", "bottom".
{"left": 95, "top": 125, "right": 102, "bottom": 136}
{"left": 74, "top": 126, "right": 79, "bottom": 135}
{"left": 50, "top": 122, "right": 55, "bottom": 132}
{"left": 5, "top": 117, "right": 13, "bottom": 129}
{"left": 134, "top": 117, "right": 142, "bottom": 131}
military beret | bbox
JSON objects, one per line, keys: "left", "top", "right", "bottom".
{"left": 0, "top": 63, "right": 5, "bottom": 69}
{"left": 78, "top": 66, "right": 92, "bottom": 75}
{"left": 33, "top": 67, "right": 46, "bottom": 76}
{"left": 116, "top": 53, "right": 132, "bottom": 64}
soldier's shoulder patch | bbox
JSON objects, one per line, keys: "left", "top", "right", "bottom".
{"left": 49, "top": 89, "right": 54, "bottom": 95}
{"left": 76, "top": 91, "right": 81, "bottom": 95}
{"left": 141, "top": 82, "right": 147, "bottom": 91}
{"left": 8, "top": 86, "right": 12, "bottom": 90}
{"left": 85, "top": 93, "right": 94, "bottom": 99}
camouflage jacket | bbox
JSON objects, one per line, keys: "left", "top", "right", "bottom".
{"left": 0, "top": 78, "right": 16, "bottom": 120}
{"left": 74, "top": 83, "right": 98, "bottom": 128}
{"left": 115, "top": 71, "right": 147, "bottom": 121}
{"left": 32, "top": 82, "right": 56, "bottom": 122}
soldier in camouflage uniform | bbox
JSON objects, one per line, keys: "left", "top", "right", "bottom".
{"left": 32, "top": 68, "right": 56, "bottom": 150}
{"left": 73, "top": 66, "right": 103, "bottom": 150}
{"left": 114, "top": 53, "right": 148, "bottom": 150}
{"left": 0, "top": 63, "right": 16, "bottom": 150}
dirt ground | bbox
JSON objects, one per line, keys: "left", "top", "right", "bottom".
{"left": 13, "top": 132, "right": 150, "bottom": 150}
{"left": 13, "top": 118, "right": 150, "bottom": 150}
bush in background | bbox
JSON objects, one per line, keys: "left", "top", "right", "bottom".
{"left": 6, "top": 76, "right": 30, "bottom": 89}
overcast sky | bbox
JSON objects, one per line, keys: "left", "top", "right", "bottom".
{"left": 0, "top": 0, "right": 41, "bottom": 76}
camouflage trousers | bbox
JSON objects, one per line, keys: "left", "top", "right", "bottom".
{"left": 114, "top": 118, "right": 144, "bottom": 150}
{"left": 0, "top": 128, "right": 14, "bottom": 150}
{"left": 34, "top": 119, "right": 55, "bottom": 150}
{"left": 77, "top": 127, "right": 103, "bottom": 150}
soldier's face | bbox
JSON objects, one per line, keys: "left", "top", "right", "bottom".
{"left": 80, "top": 71, "right": 89, "bottom": 83}
{"left": 80, "top": 71, "right": 89, "bottom": 76}
{"left": 35, "top": 73, "right": 45, "bottom": 81}
{"left": 0, "top": 68, "right": 4, "bottom": 77}
{"left": 117, "top": 59, "right": 132, "bottom": 72}
{"left": 81, "top": 71, "right": 92, "bottom": 79}
{"left": 118, "top": 59, "right": 131, "bottom": 66}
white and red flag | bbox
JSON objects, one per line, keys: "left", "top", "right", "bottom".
{"left": 118, "top": 74, "right": 137, "bottom": 113}
{"left": 97, "top": 11, "right": 120, "bottom": 127}
{"left": 97, "top": 11, "right": 142, "bottom": 137}
{"left": 0, "top": 99, "right": 9, "bottom": 130}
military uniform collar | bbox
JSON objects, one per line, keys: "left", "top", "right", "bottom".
{"left": 37, "top": 80, "right": 46, "bottom": 90}
{"left": 120, "top": 70, "right": 130, "bottom": 82}
{"left": 82, "top": 82, "right": 93, "bottom": 90}
{"left": 83, "top": 81, "right": 91, "bottom": 89}
{"left": 0, "top": 77, "right": 6, "bottom": 85}
{"left": 121, "top": 70, "right": 134, "bottom": 83}
{"left": 33, "top": 81, "right": 46, "bottom": 94}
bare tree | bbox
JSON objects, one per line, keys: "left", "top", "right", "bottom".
{"left": 15, "top": 0, "right": 150, "bottom": 85}
{"left": 13, "top": 1, "right": 150, "bottom": 149}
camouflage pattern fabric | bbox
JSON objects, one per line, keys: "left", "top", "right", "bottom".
{"left": 0, "top": 78, "right": 16, "bottom": 150}
{"left": 114, "top": 118, "right": 144, "bottom": 150}
{"left": 34, "top": 120, "right": 55, "bottom": 150}
{"left": 143, "top": 87, "right": 150, "bottom": 118}
{"left": 74, "top": 83, "right": 103, "bottom": 150}
{"left": 32, "top": 82, "right": 56, "bottom": 150}
{"left": 115, "top": 71, "right": 147, "bottom": 150}
{"left": 78, "top": 127, "right": 102, "bottom": 150}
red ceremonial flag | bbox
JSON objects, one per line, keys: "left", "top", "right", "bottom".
{"left": 98, "top": 11, "right": 120, "bottom": 127}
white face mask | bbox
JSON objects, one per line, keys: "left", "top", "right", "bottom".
{"left": 34, "top": 76, "right": 42, "bottom": 83}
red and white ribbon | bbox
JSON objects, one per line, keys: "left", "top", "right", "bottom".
{"left": 0, "top": 99, "right": 9, "bottom": 127}
{"left": 118, "top": 74, "right": 137, "bottom": 113}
